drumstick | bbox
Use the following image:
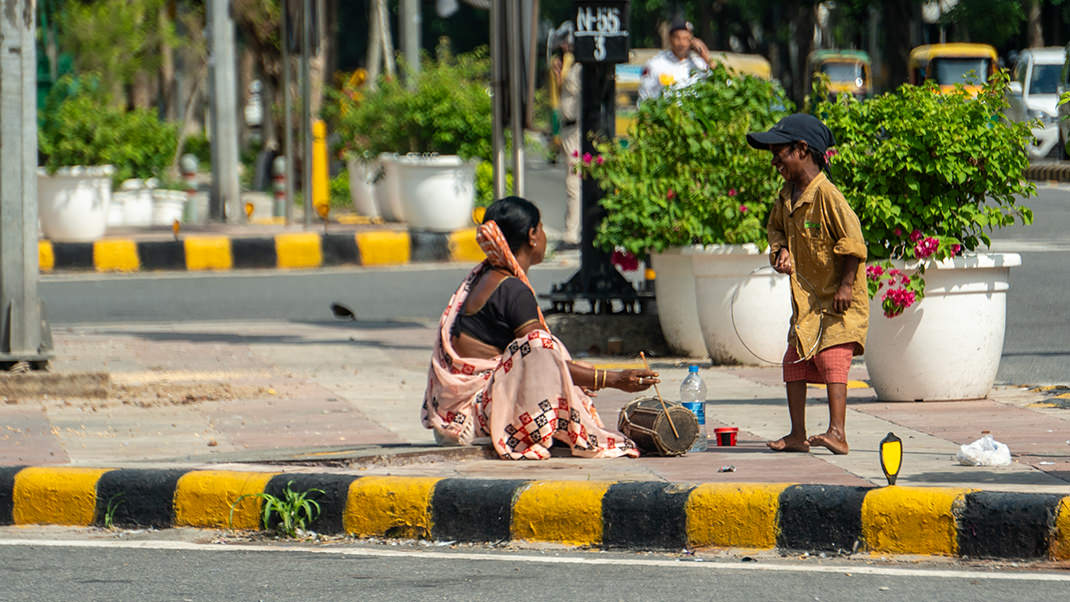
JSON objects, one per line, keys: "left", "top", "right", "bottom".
{"left": 640, "top": 352, "right": 680, "bottom": 439}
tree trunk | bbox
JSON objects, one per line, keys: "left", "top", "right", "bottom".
{"left": 1027, "top": 0, "right": 1043, "bottom": 48}
{"left": 132, "top": 70, "right": 154, "bottom": 109}
{"left": 310, "top": 0, "right": 328, "bottom": 116}
{"left": 160, "top": 3, "right": 177, "bottom": 121}
{"left": 882, "top": 0, "right": 914, "bottom": 91}
{"left": 366, "top": 0, "right": 382, "bottom": 86}
{"left": 789, "top": 1, "right": 815, "bottom": 105}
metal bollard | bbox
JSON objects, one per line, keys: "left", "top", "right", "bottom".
{"left": 272, "top": 155, "right": 287, "bottom": 218}
{"left": 180, "top": 153, "right": 199, "bottom": 223}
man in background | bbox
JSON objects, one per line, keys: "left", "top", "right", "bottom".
{"left": 550, "top": 25, "right": 582, "bottom": 248}
{"left": 638, "top": 19, "right": 712, "bottom": 104}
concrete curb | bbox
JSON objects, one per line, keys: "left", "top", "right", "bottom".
{"left": 2, "top": 467, "right": 1068, "bottom": 559}
{"left": 1026, "top": 162, "right": 1070, "bottom": 182}
{"left": 37, "top": 229, "right": 485, "bottom": 273}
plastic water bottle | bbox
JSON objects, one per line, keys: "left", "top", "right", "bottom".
{"left": 680, "top": 365, "right": 708, "bottom": 452}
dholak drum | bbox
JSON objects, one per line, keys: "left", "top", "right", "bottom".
{"left": 617, "top": 397, "right": 699, "bottom": 456}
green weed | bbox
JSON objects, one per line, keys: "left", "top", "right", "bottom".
{"left": 229, "top": 481, "right": 325, "bottom": 538}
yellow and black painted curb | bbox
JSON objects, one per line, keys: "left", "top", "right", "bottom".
{"left": 1026, "top": 162, "right": 1070, "bottom": 183}
{"left": 37, "top": 228, "right": 486, "bottom": 273}
{"left": 2, "top": 467, "right": 1069, "bottom": 559}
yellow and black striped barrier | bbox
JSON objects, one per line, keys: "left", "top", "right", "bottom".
{"left": 2, "top": 467, "right": 1068, "bottom": 560}
{"left": 37, "top": 229, "right": 486, "bottom": 273}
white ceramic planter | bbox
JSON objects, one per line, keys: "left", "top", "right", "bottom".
{"left": 865, "top": 253, "right": 1021, "bottom": 401}
{"left": 117, "top": 179, "right": 154, "bottom": 227}
{"left": 152, "top": 190, "right": 187, "bottom": 226}
{"left": 391, "top": 154, "right": 476, "bottom": 232}
{"left": 692, "top": 243, "right": 792, "bottom": 365}
{"left": 650, "top": 247, "right": 708, "bottom": 358}
{"left": 37, "top": 166, "right": 114, "bottom": 242}
{"left": 376, "top": 153, "right": 405, "bottom": 222}
{"left": 346, "top": 156, "right": 382, "bottom": 219}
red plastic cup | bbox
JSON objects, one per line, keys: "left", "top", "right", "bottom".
{"left": 714, "top": 427, "right": 738, "bottom": 446}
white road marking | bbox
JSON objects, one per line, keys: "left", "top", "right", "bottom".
{"left": 0, "top": 538, "right": 1066, "bottom": 582}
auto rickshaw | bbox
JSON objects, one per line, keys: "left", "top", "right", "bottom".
{"left": 807, "top": 49, "right": 872, "bottom": 100}
{"left": 908, "top": 43, "right": 998, "bottom": 95}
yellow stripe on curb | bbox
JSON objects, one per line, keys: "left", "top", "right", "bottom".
{"left": 448, "top": 228, "right": 485, "bottom": 263}
{"left": 1052, "top": 496, "right": 1070, "bottom": 560}
{"left": 275, "top": 232, "right": 323, "bottom": 269}
{"left": 38, "top": 241, "right": 54, "bottom": 272}
{"left": 356, "top": 231, "right": 410, "bottom": 266}
{"left": 12, "top": 467, "right": 112, "bottom": 526}
{"left": 93, "top": 239, "right": 140, "bottom": 272}
{"left": 686, "top": 483, "right": 787, "bottom": 549}
{"left": 184, "top": 236, "right": 233, "bottom": 271}
{"left": 861, "top": 486, "right": 965, "bottom": 556}
{"left": 173, "top": 470, "right": 277, "bottom": 530}
{"left": 343, "top": 476, "right": 439, "bottom": 539}
{"left": 512, "top": 481, "right": 612, "bottom": 546}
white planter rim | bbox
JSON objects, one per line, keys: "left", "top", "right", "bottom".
{"left": 693, "top": 243, "right": 770, "bottom": 256}
{"left": 379, "top": 152, "right": 474, "bottom": 167}
{"left": 873, "top": 252, "right": 1022, "bottom": 271}
{"left": 651, "top": 244, "right": 705, "bottom": 257}
{"left": 38, "top": 165, "right": 116, "bottom": 178}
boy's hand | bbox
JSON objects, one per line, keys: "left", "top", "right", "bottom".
{"left": 773, "top": 248, "right": 794, "bottom": 274}
{"left": 832, "top": 284, "right": 853, "bottom": 313}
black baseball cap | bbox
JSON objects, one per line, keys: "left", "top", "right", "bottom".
{"left": 746, "top": 113, "right": 836, "bottom": 155}
{"left": 668, "top": 18, "right": 692, "bottom": 34}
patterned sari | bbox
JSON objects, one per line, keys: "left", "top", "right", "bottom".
{"left": 420, "top": 222, "right": 638, "bottom": 460}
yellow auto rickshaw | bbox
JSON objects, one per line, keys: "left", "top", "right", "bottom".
{"left": 908, "top": 43, "right": 998, "bottom": 95}
{"left": 807, "top": 49, "right": 872, "bottom": 99}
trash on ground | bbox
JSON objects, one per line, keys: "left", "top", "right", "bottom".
{"left": 955, "top": 432, "right": 1012, "bottom": 466}
{"left": 718, "top": 465, "right": 735, "bottom": 472}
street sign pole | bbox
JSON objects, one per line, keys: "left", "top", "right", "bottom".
{"left": 547, "top": 1, "right": 648, "bottom": 314}
{"left": 0, "top": 0, "right": 53, "bottom": 367}
{"left": 207, "top": 0, "right": 242, "bottom": 223}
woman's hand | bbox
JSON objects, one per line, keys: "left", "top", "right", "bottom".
{"left": 610, "top": 369, "right": 660, "bottom": 393}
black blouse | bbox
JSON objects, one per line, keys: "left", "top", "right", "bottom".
{"left": 450, "top": 271, "right": 541, "bottom": 351}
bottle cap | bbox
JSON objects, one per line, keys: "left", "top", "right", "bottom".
{"left": 688, "top": 365, "right": 699, "bottom": 373}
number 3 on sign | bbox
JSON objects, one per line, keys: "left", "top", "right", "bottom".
{"left": 594, "top": 35, "right": 606, "bottom": 60}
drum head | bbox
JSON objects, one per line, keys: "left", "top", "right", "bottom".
{"left": 618, "top": 396, "right": 699, "bottom": 456}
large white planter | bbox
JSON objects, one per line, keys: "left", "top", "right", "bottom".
{"left": 392, "top": 154, "right": 476, "bottom": 232}
{"left": 37, "top": 166, "right": 114, "bottom": 242}
{"left": 865, "top": 253, "right": 1021, "bottom": 401}
{"left": 650, "top": 247, "right": 708, "bottom": 358}
{"left": 692, "top": 244, "right": 792, "bottom": 365}
{"left": 346, "top": 156, "right": 382, "bottom": 219}
{"left": 152, "top": 190, "right": 187, "bottom": 226}
{"left": 376, "top": 153, "right": 405, "bottom": 222}
{"left": 117, "top": 179, "right": 154, "bottom": 227}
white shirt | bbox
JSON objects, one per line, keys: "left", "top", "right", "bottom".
{"left": 638, "top": 49, "right": 710, "bottom": 104}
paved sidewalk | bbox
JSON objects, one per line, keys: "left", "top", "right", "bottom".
{"left": 1, "top": 319, "right": 1066, "bottom": 493}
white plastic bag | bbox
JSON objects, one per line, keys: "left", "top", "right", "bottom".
{"left": 955, "top": 433, "right": 1012, "bottom": 466}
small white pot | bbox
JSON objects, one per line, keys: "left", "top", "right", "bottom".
{"left": 151, "top": 190, "right": 187, "bottom": 226}
{"left": 119, "top": 179, "right": 154, "bottom": 227}
{"left": 346, "top": 156, "right": 382, "bottom": 219}
{"left": 37, "top": 166, "right": 114, "bottom": 242}
{"left": 692, "top": 243, "right": 792, "bottom": 365}
{"left": 649, "top": 247, "right": 709, "bottom": 358}
{"left": 865, "top": 253, "right": 1021, "bottom": 401}
{"left": 376, "top": 153, "right": 405, "bottom": 222}
{"left": 392, "top": 154, "right": 476, "bottom": 232}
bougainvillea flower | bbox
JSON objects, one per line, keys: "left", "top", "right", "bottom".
{"left": 910, "top": 229, "right": 923, "bottom": 242}
{"left": 666, "top": 189, "right": 675, "bottom": 199}
{"left": 596, "top": 155, "right": 604, "bottom": 165}
{"left": 728, "top": 188, "right": 737, "bottom": 197}
{"left": 582, "top": 152, "right": 592, "bottom": 165}
{"left": 894, "top": 228, "right": 903, "bottom": 237}
{"left": 739, "top": 205, "right": 747, "bottom": 213}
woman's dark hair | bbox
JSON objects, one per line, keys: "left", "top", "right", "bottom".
{"left": 483, "top": 196, "right": 541, "bottom": 254}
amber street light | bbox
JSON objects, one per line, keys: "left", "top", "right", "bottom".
{"left": 879, "top": 432, "right": 903, "bottom": 486}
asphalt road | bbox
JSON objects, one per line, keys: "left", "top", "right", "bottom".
{"left": 0, "top": 537, "right": 1067, "bottom": 602}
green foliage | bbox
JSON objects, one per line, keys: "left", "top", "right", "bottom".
{"left": 475, "top": 161, "right": 513, "bottom": 208}
{"left": 331, "top": 40, "right": 493, "bottom": 161}
{"left": 38, "top": 78, "right": 178, "bottom": 185}
{"left": 580, "top": 63, "right": 793, "bottom": 256}
{"left": 815, "top": 70, "right": 1034, "bottom": 262}
{"left": 102, "top": 493, "right": 125, "bottom": 529}
{"left": 181, "top": 133, "right": 212, "bottom": 166}
{"left": 229, "top": 481, "right": 325, "bottom": 538}
{"left": 329, "top": 170, "right": 352, "bottom": 209}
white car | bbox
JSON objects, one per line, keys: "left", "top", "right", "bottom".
{"left": 1007, "top": 47, "right": 1063, "bottom": 159}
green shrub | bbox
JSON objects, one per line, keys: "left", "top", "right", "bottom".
{"left": 181, "top": 133, "right": 212, "bottom": 166}
{"left": 475, "top": 160, "right": 513, "bottom": 208}
{"left": 329, "top": 170, "right": 352, "bottom": 209}
{"left": 38, "top": 78, "right": 177, "bottom": 185}
{"left": 580, "top": 63, "right": 793, "bottom": 256}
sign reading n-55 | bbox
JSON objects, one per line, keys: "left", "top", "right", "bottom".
{"left": 574, "top": 1, "right": 630, "bottom": 63}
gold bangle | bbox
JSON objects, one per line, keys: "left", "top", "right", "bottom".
{"left": 602, "top": 369, "right": 608, "bottom": 390}
{"left": 593, "top": 369, "right": 600, "bottom": 390}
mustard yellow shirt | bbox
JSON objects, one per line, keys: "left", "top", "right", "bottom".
{"left": 766, "top": 171, "right": 868, "bottom": 357}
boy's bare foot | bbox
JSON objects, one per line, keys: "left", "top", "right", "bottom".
{"left": 766, "top": 435, "right": 810, "bottom": 452}
{"left": 808, "top": 431, "right": 849, "bottom": 455}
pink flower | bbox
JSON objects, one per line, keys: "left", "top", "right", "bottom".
{"left": 571, "top": 150, "right": 579, "bottom": 158}
{"left": 611, "top": 250, "right": 639, "bottom": 271}
{"left": 666, "top": 189, "right": 675, "bottom": 199}
{"left": 894, "top": 228, "right": 903, "bottom": 237}
{"left": 914, "top": 236, "right": 939, "bottom": 259}
{"left": 728, "top": 188, "right": 737, "bottom": 197}
{"left": 910, "top": 229, "right": 923, "bottom": 243}
{"left": 888, "top": 268, "right": 901, "bottom": 277}
{"left": 866, "top": 265, "right": 884, "bottom": 281}
{"left": 825, "top": 148, "right": 838, "bottom": 160}
{"left": 951, "top": 244, "right": 962, "bottom": 255}
{"left": 582, "top": 152, "right": 592, "bottom": 165}
{"left": 596, "top": 155, "right": 604, "bottom": 165}
{"left": 739, "top": 204, "right": 747, "bottom": 213}
{"left": 901, "top": 275, "right": 910, "bottom": 285}
{"left": 882, "top": 287, "right": 917, "bottom": 318}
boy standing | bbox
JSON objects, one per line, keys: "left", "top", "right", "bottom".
{"left": 746, "top": 114, "right": 868, "bottom": 455}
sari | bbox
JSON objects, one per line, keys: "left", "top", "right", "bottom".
{"left": 420, "top": 222, "right": 638, "bottom": 460}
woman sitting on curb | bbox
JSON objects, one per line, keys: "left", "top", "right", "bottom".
{"left": 421, "top": 196, "right": 658, "bottom": 460}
